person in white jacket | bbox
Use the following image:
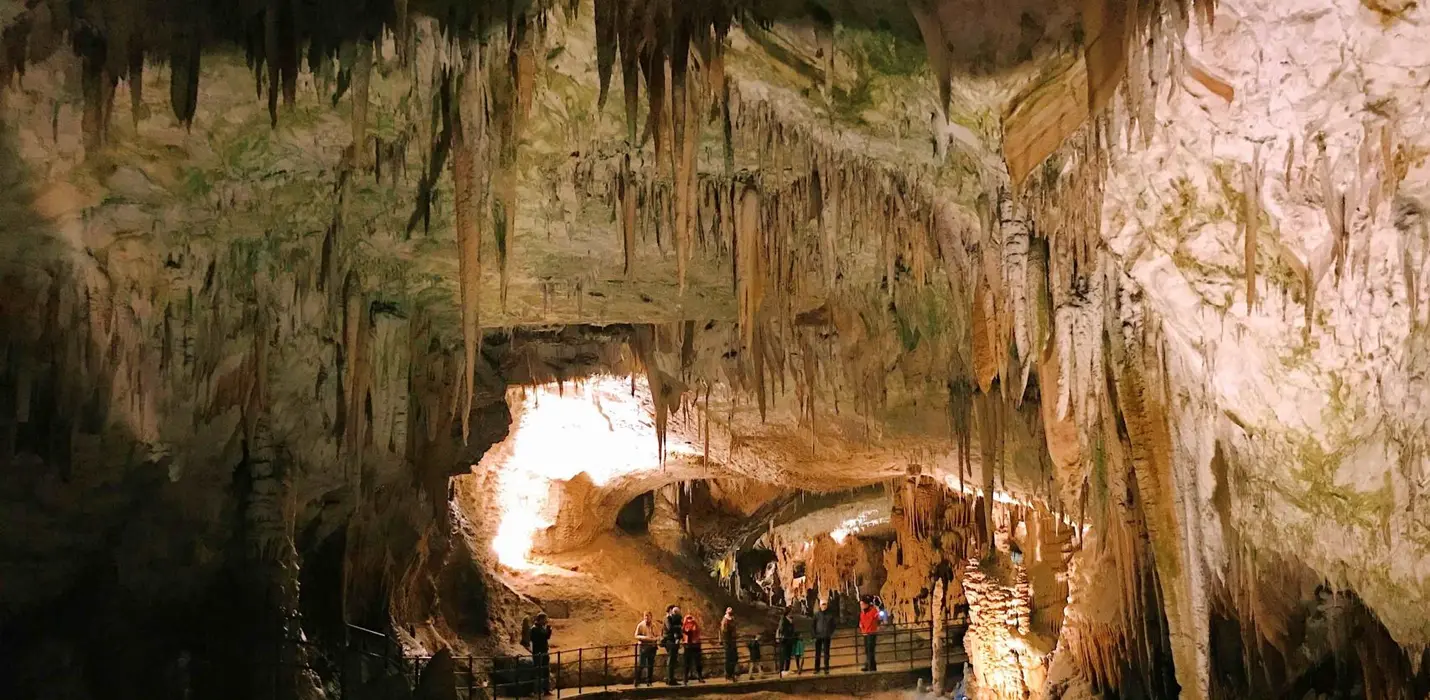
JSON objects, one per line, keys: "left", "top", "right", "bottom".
{"left": 633, "top": 611, "right": 659, "bottom": 686}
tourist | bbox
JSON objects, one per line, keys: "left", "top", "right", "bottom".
{"left": 719, "top": 607, "right": 739, "bottom": 681}
{"left": 859, "top": 596, "right": 881, "bottom": 671}
{"left": 745, "top": 632, "right": 767, "bottom": 678}
{"left": 775, "top": 608, "right": 797, "bottom": 675}
{"left": 528, "top": 613, "right": 552, "bottom": 696}
{"left": 663, "top": 605, "right": 684, "bottom": 685}
{"left": 682, "top": 613, "right": 705, "bottom": 682}
{"left": 633, "top": 611, "right": 659, "bottom": 686}
{"left": 812, "top": 598, "right": 836, "bottom": 674}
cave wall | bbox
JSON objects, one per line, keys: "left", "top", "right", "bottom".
{"left": 1095, "top": 0, "right": 1430, "bottom": 678}
{"left": 0, "top": 54, "right": 524, "bottom": 685}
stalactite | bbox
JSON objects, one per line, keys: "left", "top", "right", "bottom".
{"left": 349, "top": 40, "right": 373, "bottom": 168}
{"left": 670, "top": 11, "right": 699, "bottom": 295}
{"left": 1323, "top": 146, "right": 1350, "bottom": 282}
{"left": 1001, "top": 188, "right": 1031, "bottom": 388}
{"left": 736, "top": 184, "right": 764, "bottom": 354}
{"left": 1105, "top": 290, "right": 1209, "bottom": 698}
{"left": 617, "top": 4, "right": 642, "bottom": 146}
{"left": 406, "top": 68, "right": 453, "bottom": 236}
{"left": 264, "top": 0, "right": 281, "bottom": 126}
{"left": 620, "top": 153, "right": 638, "bottom": 275}
{"left": 126, "top": 41, "right": 143, "bottom": 126}
{"left": 594, "top": 0, "right": 617, "bottom": 109}
{"left": 491, "top": 17, "right": 538, "bottom": 308}
{"left": 340, "top": 270, "right": 366, "bottom": 458}
{"left": 975, "top": 390, "right": 1000, "bottom": 554}
{"left": 908, "top": 0, "right": 952, "bottom": 123}
{"left": 394, "top": 0, "right": 410, "bottom": 65}
{"left": 77, "top": 35, "right": 117, "bottom": 151}
{"left": 1242, "top": 145, "right": 1263, "bottom": 309}
{"left": 451, "top": 49, "right": 489, "bottom": 444}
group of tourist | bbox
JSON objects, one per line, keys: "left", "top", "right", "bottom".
{"left": 633, "top": 605, "right": 717, "bottom": 686}
{"left": 629, "top": 595, "right": 886, "bottom": 687}
{"left": 520, "top": 595, "right": 888, "bottom": 694}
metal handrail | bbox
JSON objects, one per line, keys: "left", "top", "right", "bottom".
{"left": 413, "top": 618, "right": 969, "bottom": 699}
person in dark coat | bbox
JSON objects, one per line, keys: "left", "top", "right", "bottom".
{"left": 719, "top": 608, "right": 739, "bottom": 681}
{"left": 775, "top": 608, "right": 798, "bottom": 675}
{"left": 663, "top": 605, "right": 684, "bottom": 685}
{"left": 812, "top": 599, "right": 836, "bottom": 674}
{"left": 746, "top": 632, "right": 768, "bottom": 677}
{"left": 528, "top": 613, "right": 553, "bottom": 696}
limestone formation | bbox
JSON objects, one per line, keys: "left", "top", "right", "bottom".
{"left": 1, "top": 1, "right": 1428, "bottom": 699}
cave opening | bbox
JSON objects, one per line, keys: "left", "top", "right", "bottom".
{"left": 615, "top": 490, "right": 655, "bottom": 534}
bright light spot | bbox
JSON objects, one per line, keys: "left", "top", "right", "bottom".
{"left": 940, "top": 475, "right": 1085, "bottom": 529}
{"left": 829, "top": 508, "right": 884, "bottom": 544}
{"left": 942, "top": 474, "right": 1033, "bottom": 507}
{"left": 486, "top": 375, "right": 697, "bottom": 569}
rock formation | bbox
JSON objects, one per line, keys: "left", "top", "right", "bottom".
{"left": 1, "top": 0, "right": 1428, "bottom": 698}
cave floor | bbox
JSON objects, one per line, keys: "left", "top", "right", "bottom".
{"left": 507, "top": 532, "right": 773, "bottom": 648}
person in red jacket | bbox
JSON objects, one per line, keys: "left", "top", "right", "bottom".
{"left": 682, "top": 614, "right": 705, "bottom": 682}
{"left": 858, "top": 596, "right": 881, "bottom": 671}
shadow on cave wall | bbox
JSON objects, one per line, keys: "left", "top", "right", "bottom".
{"left": 0, "top": 110, "right": 520, "bottom": 699}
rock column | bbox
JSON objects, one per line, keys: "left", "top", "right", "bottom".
{"left": 932, "top": 577, "right": 947, "bottom": 693}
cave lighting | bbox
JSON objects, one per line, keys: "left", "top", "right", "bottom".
{"left": 830, "top": 508, "right": 885, "bottom": 544}
{"left": 486, "top": 375, "right": 697, "bottom": 569}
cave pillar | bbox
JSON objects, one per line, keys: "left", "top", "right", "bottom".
{"left": 961, "top": 558, "right": 1050, "bottom": 700}
{"left": 932, "top": 577, "right": 947, "bottom": 693}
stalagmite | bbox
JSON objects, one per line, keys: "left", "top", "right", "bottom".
{"left": 932, "top": 577, "right": 947, "bottom": 693}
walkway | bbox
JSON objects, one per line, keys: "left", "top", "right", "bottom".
{"left": 423, "top": 621, "right": 969, "bottom": 699}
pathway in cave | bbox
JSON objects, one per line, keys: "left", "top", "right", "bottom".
{"left": 552, "top": 660, "right": 962, "bottom": 699}
{"left": 432, "top": 620, "right": 968, "bottom": 699}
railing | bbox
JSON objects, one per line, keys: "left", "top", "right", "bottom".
{"left": 411, "top": 618, "right": 969, "bottom": 699}
{"left": 341, "top": 623, "right": 414, "bottom": 696}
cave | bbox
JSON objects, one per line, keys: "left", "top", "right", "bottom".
{"left": 2, "top": 1, "right": 1428, "bottom": 700}
{"left": 615, "top": 491, "right": 655, "bottom": 534}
